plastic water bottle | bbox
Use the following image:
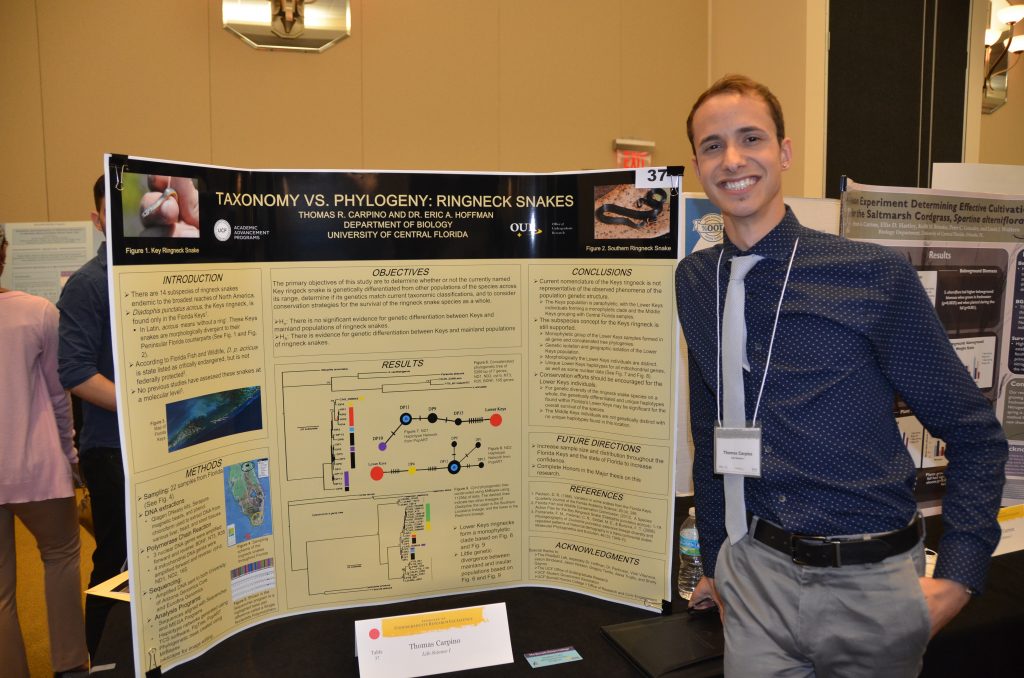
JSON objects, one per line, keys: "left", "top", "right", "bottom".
{"left": 678, "top": 507, "right": 703, "bottom": 600}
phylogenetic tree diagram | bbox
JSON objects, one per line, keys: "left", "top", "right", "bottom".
{"left": 287, "top": 494, "right": 430, "bottom": 596}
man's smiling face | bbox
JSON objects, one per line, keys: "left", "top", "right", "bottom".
{"left": 691, "top": 91, "right": 791, "bottom": 242}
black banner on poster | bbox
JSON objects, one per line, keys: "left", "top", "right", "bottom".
{"left": 108, "top": 157, "right": 679, "bottom": 265}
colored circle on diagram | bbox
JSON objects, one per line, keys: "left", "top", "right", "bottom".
{"left": 490, "top": 413, "right": 503, "bottom": 426}
{"left": 370, "top": 466, "right": 384, "bottom": 481}
{"left": 369, "top": 628, "right": 380, "bottom": 640}
{"left": 400, "top": 413, "right": 413, "bottom": 425}
{"left": 448, "top": 460, "right": 461, "bottom": 474}
{"left": 378, "top": 442, "right": 387, "bottom": 451}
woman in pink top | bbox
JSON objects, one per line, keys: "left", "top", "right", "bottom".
{"left": 0, "top": 225, "right": 89, "bottom": 677}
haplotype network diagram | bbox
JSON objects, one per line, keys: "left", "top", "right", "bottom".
{"left": 369, "top": 410, "right": 504, "bottom": 480}
{"left": 324, "top": 402, "right": 505, "bottom": 489}
{"left": 279, "top": 356, "right": 517, "bottom": 493}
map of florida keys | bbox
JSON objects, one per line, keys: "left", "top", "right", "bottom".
{"left": 225, "top": 459, "right": 272, "bottom": 546}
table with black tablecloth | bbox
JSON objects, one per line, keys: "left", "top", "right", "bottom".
{"left": 93, "top": 497, "right": 1024, "bottom": 676}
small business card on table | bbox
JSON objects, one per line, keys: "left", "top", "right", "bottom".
{"left": 524, "top": 646, "right": 583, "bottom": 668}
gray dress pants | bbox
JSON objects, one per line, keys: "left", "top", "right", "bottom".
{"left": 715, "top": 522, "right": 930, "bottom": 678}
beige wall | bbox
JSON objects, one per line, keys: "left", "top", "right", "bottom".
{"left": 707, "top": 0, "right": 812, "bottom": 201}
{"left": 1, "top": 1, "right": 50, "bottom": 222}
{"left": 0, "top": 0, "right": 709, "bottom": 222}
{"left": 2, "top": 1, "right": 1019, "bottom": 224}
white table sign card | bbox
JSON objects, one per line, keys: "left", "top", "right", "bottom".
{"left": 354, "top": 602, "right": 514, "bottom": 678}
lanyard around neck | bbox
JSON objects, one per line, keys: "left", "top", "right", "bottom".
{"left": 715, "top": 238, "right": 799, "bottom": 427}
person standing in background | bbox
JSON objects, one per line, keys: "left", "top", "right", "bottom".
{"left": 57, "top": 176, "right": 127, "bottom": 656}
{"left": 0, "top": 224, "right": 90, "bottom": 677}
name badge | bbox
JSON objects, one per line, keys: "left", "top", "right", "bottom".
{"left": 714, "top": 426, "right": 762, "bottom": 477}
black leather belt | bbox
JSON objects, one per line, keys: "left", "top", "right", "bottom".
{"left": 750, "top": 514, "right": 923, "bottom": 567}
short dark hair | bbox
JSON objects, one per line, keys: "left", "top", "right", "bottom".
{"left": 687, "top": 74, "right": 785, "bottom": 154}
{"left": 93, "top": 175, "right": 105, "bottom": 211}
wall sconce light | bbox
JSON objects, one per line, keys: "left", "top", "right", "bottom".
{"left": 983, "top": 2, "right": 1024, "bottom": 113}
{"left": 272, "top": 0, "right": 305, "bottom": 38}
{"left": 223, "top": 0, "right": 351, "bottom": 52}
